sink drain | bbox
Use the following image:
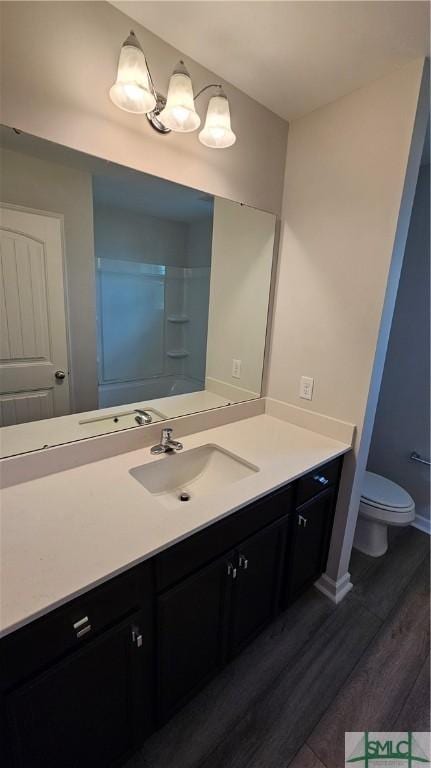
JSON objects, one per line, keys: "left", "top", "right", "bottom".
{"left": 179, "top": 492, "right": 190, "bottom": 502}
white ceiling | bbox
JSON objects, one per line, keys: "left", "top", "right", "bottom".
{"left": 111, "top": 1, "right": 430, "bottom": 121}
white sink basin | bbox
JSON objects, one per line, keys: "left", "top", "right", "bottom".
{"left": 129, "top": 444, "right": 259, "bottom": 509}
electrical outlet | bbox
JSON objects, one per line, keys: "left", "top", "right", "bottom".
{"left": 300, "top": 376, "right": 314, "bottom": 400}
{"left": 232, "top": 359, "right": 241, "bottom": 379}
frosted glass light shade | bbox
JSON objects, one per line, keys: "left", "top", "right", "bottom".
{"left": 199, "top": 92, "right": 236, "bottom": 149}
{"left": 159, "top": 61, "right": 200, "bottom": 133}
{"left": 109, "top": 31, "right": 156, "bottom": 114}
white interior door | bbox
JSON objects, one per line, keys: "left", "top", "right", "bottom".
{"left": 0, "top": 205, "right": 70, "bottom": 426}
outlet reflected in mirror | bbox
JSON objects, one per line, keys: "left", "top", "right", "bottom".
{"left": 0, "top": 126, "right": 276, "bottom": 457}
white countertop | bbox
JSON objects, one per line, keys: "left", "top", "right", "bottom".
{"left": 0, "top": 414, "right": 350, "bottom": 637}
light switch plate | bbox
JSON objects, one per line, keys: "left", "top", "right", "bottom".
{"left": 300, "top": 376, "right": 314, "bottom": 400}
{"left": 232, "top": 359, "right": 241, "bottom": 379}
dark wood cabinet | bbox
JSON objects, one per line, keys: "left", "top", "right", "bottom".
{"left": 156, "top": 515, "right": 290, "bottom": 723}
{"left": 1, "top": 456, "right": 343, "bottom": 762}
{"left": 286, "top": 487, "right": 337, "bottom": 604}
{"left": 4, "top": 611, "right": 147, "bottom": 768}
{"left": 157, "top": 554, "right": 232, "bottom": 722}
{"left": 1, "top": 563, "right": 155, "bottom": 768}
{"left": 155, "top": 485, "right": 294, "bottom": 723}
{"left": 229, "top": 519, "right": 286, "bottom": 657}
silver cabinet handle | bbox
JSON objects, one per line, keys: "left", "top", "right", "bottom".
{"left": 73, "top": 616, "right": 91, "bottom": 638}
{"left": 73, "top": 616, "right": 89, "bottom": 630}
{"left": 55, "top": 370, "right": 66, "bottom": 380}
{"left": 76, "top": 624, "right": 92, "bottom": 638}
{"left": 297, "top": 514, "right": 308, "bottom": 527}
{"left": 313, "top": 474, "right": 329, "bottom": 486}
{"left": 227, "top": 562, "right": 237, "bottom": 579}
{"left": 132, "top": 627, "right": 143, "bottom": 648}
{"left": 239, "top": 554, "right": 248, "bottom": 570}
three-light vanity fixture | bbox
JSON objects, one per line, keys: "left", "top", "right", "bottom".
{"left": 109, "top": 31, "right": 236, "bottom": 149}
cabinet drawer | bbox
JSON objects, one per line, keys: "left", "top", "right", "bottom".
{"left": 1, "top": 562, "right": 153, "bottom": 691}
{"left": 156, "top": 484, "right": 293, "bottom": 592}
{"left": 296, "top": 458, "right": 341, "bottom": 507}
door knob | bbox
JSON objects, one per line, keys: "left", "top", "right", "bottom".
{"left": 55, "top": 370, "right": 66, "bottom": 380}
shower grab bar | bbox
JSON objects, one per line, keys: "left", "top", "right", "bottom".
{"left": 410, "top": 451, "right": 431, "bottom": 467}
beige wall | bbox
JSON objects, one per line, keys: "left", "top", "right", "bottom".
{"left": 206, "top": 198, "right": 275, "bottom": 398}
{"left": 0, "top": 1, "right": 287, "bottom": 216}
{"left": 267, "top": 59, "right": 428, "bottom": 586}
{"left": 1, "top": 147, "right": 98, "bottom": 414}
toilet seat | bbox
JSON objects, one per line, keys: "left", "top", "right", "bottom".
{"left": 359, "top": 498, "right": 415, "bottom": 526}
{"left": 361, "top": 471, "right": 414, "bottom": 510}
{"left": 362, "top": 497, "right": 415, "bottom": 512}
{"left": 359, "top": 472, "right": 415, "bottom": 527}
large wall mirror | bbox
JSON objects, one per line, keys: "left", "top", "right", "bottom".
{"left": 0, "top": 126, "right": 276, "bottom": 457}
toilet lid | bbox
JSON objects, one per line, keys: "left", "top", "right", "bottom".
{"left": 362, "top": 471, "right": 414, "bottom": 510}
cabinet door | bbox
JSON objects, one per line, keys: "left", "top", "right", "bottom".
{"left": 157, "top": 554, "right": 232, "bottom": 724}
{"left": 287, "top": 488, "right": 335, "bottom": 603}
{"left": 229, "top": 519, "right": 286, "bottom": 657}
{"left": 5, "top": 612, "right": 147, "bottom": 768}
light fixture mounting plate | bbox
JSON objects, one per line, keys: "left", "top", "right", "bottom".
{"left": 146, "top": 93, "right": 171, "bottom": 134}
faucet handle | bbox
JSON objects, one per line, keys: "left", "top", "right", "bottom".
{"left": 161, "top": 427, "right": 172, "bottom": 445}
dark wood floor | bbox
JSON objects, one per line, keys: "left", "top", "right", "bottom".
{"left": 128, "top": 526, "right": 430, "bottom": 768}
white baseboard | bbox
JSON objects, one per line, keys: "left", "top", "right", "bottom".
{"left": 315, "top": 571, "right": 353, "bottom": 604}
{"left": 411, "top": 514, "right": 431, "bottom": 535}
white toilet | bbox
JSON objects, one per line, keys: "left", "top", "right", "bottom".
{"left": 353, "top": 471, "right": 415, "bottom": 557}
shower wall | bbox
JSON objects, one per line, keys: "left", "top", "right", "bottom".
{"left": 94, "top": 203, "right": 211, "bottom": 408}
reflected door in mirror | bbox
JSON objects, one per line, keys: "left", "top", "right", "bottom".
{"left": 0, "top": 206, "right": 70, "bottom": 426}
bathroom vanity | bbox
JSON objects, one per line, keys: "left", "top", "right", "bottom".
{"left": 0, "top": 414, "right": 347, "bottom": 768}
{"left": 0, "top": 120, "right": 354, "bottom": 768}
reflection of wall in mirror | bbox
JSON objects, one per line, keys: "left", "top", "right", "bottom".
{"left": 1, "top": 147, "right": 98, "bottom": 414}
{"left": 206, "top": 198, "right": 275, "bottom": 402}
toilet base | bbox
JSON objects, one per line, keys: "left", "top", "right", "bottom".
{"left": 353, "top": 516, "right": 388, "bottom": 557}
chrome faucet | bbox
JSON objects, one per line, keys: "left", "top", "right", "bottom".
{"left": 151, "top": 427, "right": 183, "bottom": 454}
{"left": 134, "top": 409, "right": 152, "bottom": 426}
